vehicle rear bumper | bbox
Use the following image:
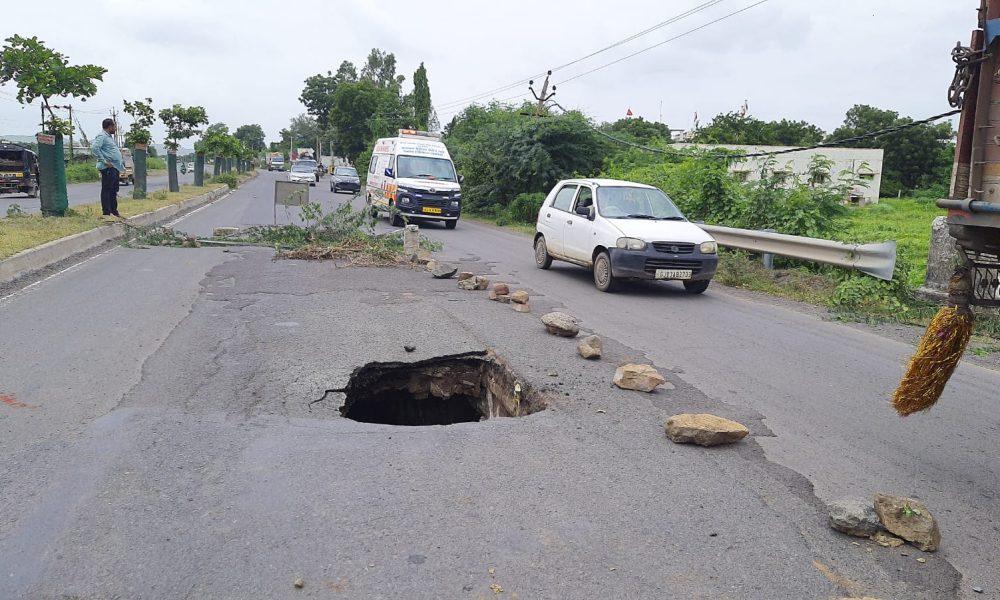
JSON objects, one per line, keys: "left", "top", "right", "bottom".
{"left": 609, "top": 247, "right": 717, "bottom": 281}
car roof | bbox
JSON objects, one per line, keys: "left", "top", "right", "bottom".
{"left": 557, "top": 178, "right": 657, "bottom": 189}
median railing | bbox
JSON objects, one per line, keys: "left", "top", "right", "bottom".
{"left": 698, "top": 224, "right": 897, "bottom": 281}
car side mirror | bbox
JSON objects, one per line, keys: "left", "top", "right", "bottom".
{"left": 384, "top": 168, "right": 393, "bottom": 177}
{"left": 576, "top": 205, "right": 595, "bottom": 219}
{"left": 459, "top": 174, "right": 465, "bottom": 184}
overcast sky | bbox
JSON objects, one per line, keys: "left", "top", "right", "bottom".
{"left": 0, "top": 0, "right": 973, "bottom": 145}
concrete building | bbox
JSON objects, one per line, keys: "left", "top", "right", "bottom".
{"left": 674, "top": 144, "right": 885, "bottom": 205}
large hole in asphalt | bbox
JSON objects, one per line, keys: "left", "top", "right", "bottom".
{"left": 337, "top": 351, "right": 546, "bottom": 426}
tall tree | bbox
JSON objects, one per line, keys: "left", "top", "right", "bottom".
{"left": 300, "top": 72, "right": 338, "bottom": 128}
{"left": 602, "top": 117, "right": 672, "bottom": 144}
{"left": 329, "top": 80, "right": 405, "bottom": 160}
{"left": 829, "top": 104, "right": 954, "bottom": 194}
{"left": 0, "top": 35, "right": 106, "bottom": 135}
{"left": 234, "top": 123, "right": 266, "bottom": 153}
{"left": 411, "top": 62, "right": 431, "bottom": 131}
{"left": 334, "top": 60, "right": 358, "bottom": 84}
{"left": 360, "top": 48, "right": 404, "bottom": 90}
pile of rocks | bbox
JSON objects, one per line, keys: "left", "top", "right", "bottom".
{"left": 828, "top": 494, "right": 940, "bottom": 552}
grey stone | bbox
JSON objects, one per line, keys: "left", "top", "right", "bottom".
{"left": 873, "top": 493, "right": 940, "bottom": 552}
{"left": 578, "top": 335, "right": 602, "bottom": 359}
{"left": 541, "top": 312, "right": 580, "bottom": 337}
{"left": 922, "top": 216, "right": 961, "bottom": 295}
{"left": 431, "top": 264, "right": 458, "bottom": 279}
{"left": 828, "top": 498, "right": 884, "bottom": 538}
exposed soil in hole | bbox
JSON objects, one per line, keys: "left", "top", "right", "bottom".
{"left": 334, "top": 351, "right": 547, "bottom": 426}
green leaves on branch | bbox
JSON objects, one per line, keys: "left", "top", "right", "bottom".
{"left": 123, "top": 97, "right": 155, "bottom": 146}
{"left": 0, "top": 34, "right": 106, "bottom": 134}
{"left": 158, "top": 104, "right": 208, "bottom": 151}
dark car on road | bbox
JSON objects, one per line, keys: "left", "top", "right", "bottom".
{"left": 0, "top": 143, "right": 39, "bottom": 198}
{"left": 330, "top": 166, "right": 360, "bottom": 194}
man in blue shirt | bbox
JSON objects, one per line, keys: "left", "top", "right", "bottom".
{"left": 91, "top": 118, "right": 124, "bottom": 217}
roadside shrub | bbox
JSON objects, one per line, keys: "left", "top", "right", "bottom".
{"left": 503, "top": 192, "right": 546, "bottom": 224}
{"left": 149, "top": 190, "right": 169, "bottom": 201}
{"left": 65, "top": 162, "right": 99, "bottom": 183}
{"left": 211, "top": 172, "right": 238, "bottom": 189}
{"left": 828, "top": 255, "right": 914, "bottom": 314}
{"left": 147, "top": 156, "right": 167, "bottom": 170}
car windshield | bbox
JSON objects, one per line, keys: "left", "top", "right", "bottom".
{"left": 335, "top": 167, "right": 358, "bottom": 176}
{"left": 396, "top": 156, "right": 457, "bottom": 182}
{"left": 597, "top": 186, "right": 686, "bottom": 220}
{"left": 291, "top": 162, "right": 315, "bottom": 172}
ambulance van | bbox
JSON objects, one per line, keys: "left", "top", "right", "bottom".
{"left": 365, "top": 129, "right": 463, "bottom": 229}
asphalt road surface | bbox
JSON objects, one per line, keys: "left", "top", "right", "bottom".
{"left": 0, "top": 169, "right": 203, "bottom": 215}
{"left": 1, "top": 170, "right": 996, "bottom": 598}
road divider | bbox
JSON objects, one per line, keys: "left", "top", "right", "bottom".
{"left": 699, "top": 224, "right": 898, "bottom": 281}
{"left": 0, "top": 172, "right": 256, "bottom": 284}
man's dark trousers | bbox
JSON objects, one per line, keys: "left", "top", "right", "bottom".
{"left": 100, "top": 166, "right": 120, "bottom": 216}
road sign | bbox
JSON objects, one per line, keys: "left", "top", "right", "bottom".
{"left": 274, "top": 180, "right": 309, "bottom": 224}
{"left": 36, "top": 133, "right": 55, "bottom": 145}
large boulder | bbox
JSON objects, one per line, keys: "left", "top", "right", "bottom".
{"left": 664, "top": 413, "right": 749, "bottom": 446}
{"left": 828, "top": 498, "right": 884, "bottom": 538}
{"left": 873, "top": 494, "right": 940, "bottom": 552}
{"left": 613, "top": 364, "right": 667, "bottom": 392}
{"left": 541, "top": 312, "right": 580, "bottom": 337}
{"left": 578, "top": 335, "right": 602, "bottom": 359}
{"left": 431, "top": 264, "right": 458, "bottom": 279}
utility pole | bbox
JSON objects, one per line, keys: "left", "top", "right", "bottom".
{"left": 529, "top": 71, "right": 557, "bottom": 116}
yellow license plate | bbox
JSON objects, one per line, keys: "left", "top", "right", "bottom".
{"left": 422, "top": 207, "right": 442, "bottom": 214}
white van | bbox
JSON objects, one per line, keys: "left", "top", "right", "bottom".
{"left": 365, "top": 129, "right": 463, "bottom": 229}
{"left": 534, "top": 179, "right": 719, "bottom": 294}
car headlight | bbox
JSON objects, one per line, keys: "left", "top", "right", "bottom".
{"left": 616, "top": 237, "right": 647, "bottom": 251}
{"left": 450, "top": 201, "right": 460, "bottom": 208}
{"left": 700, "top": 241, "right": 718, "bottom": 254}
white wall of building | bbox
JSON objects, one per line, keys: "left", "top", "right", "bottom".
{"left": 675, "top": 144, "right": 885, "bottom": 205}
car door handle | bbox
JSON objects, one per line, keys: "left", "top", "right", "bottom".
{"left": 567, "top": 220, "right": 573, "bottom": 225}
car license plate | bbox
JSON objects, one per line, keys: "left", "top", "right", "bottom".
{"left": 422, "top": 207, "right": 442, "bottom": 214}
{"left": 655, "top": 269, "right": 692, "bottom": 280}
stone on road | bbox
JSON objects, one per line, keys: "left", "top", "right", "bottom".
{"left": 540, "top": 312, "right": 580, "bottom": 337}
{"left": 873, "top": 493, "right": 941, "bottom": 552}
{"left": 828, "top": 498, "right": 885, "bottom": 538}
{"left": 431, "top": 264, "right": 458, "bottom": 279}
{"left": 664, "top": 413, "right": 750, "bottom": 446}
{"left": 578, "top": 335, "right": 602, "bottom": 359}
{"left": 613, "top": 363, "right": 667, "bottom": 392}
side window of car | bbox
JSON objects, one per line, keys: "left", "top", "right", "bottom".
{"left": 552, "top": 185, "right": 578, "bottom": 212}
{"left": 368, "top": 154, "right": 378, "bottom": 174}
{"left": 574, "top": 186, "right": 594, "bottom": 211}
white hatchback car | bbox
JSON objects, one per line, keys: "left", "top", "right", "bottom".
{"left": 534, "top": 179, "right": 718, "bottom": 293}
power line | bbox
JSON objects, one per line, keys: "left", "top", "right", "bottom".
{"left": 435, "top": 0, "right": 728, "bottom": 111}
{"left": 556, "top": 0, "right": 771, "bottom": 86}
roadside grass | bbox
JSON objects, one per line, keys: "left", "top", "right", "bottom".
{"left": 0, "top": 184, "right": 225, "bottom": 259}
{"left": 66, "top": 162, "right": 100, "bottom": 183}
{"left": 833, "top": 198, "right": 946, "bottom": 288}
{"left": 465, "top": 212, "right": 536, "bottom": 236}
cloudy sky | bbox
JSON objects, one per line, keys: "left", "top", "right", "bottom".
{"left": 0, "top": 0, "right": 973, "bottom": 145}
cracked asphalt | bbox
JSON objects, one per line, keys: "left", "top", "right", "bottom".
{"left": 1, "top": 171, "right": 996, "bottom": 599}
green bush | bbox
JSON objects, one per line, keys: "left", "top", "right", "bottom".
{"left": 65, "top": 162, "right": 99, "bottom": 183}
{"left": 210, "top": 172, "right": 238, "bottom": 189}
{"left": 147, "top": 156, "right": 167, "bottom": 170}
{"left": 502, "top": 192, "right": 546, "bottom": 224}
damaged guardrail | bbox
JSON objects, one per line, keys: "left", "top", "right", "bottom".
{"left": 698, "top": 224, "right": 897, "bottom": 281}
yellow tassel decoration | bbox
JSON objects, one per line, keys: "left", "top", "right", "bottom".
{"left": 892, "top": 305, "right": 974, "bottom": 416}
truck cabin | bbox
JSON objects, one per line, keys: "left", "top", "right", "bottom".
{"left": 0, "top": 143, "right": 39, "bottom": 195}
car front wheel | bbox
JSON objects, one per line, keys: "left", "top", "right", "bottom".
{"left": 593, "top": 251, "right": 617, "bottom": 292}
{"left": 534, "top": 236, "right": 552, "bottom": 269}
{"left": 445, "top": 219, "right": 457, "bottom": 230}
{"left": 683, "top": 280, "right": 710, "bottom": 294}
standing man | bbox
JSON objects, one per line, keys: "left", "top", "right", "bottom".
{"left": 91, "top": 118, "right": 123, "bottom": 218}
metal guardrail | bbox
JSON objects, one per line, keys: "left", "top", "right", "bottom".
{"left": 699, "top": 224, "right": 898, "bottom": 281}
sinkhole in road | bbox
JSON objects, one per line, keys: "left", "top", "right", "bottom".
{"left": 337, "top": 351, "right": 546, "bottom": 426}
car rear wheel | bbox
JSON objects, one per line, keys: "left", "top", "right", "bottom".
{"left": 534, "top": 236, "right": 553, "bottom": 269}
{"left": 593, "top": 251, "right": 617, "bottom": 292}
{"left": 683, "top": 280, "right": 710, "bottom": 294}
